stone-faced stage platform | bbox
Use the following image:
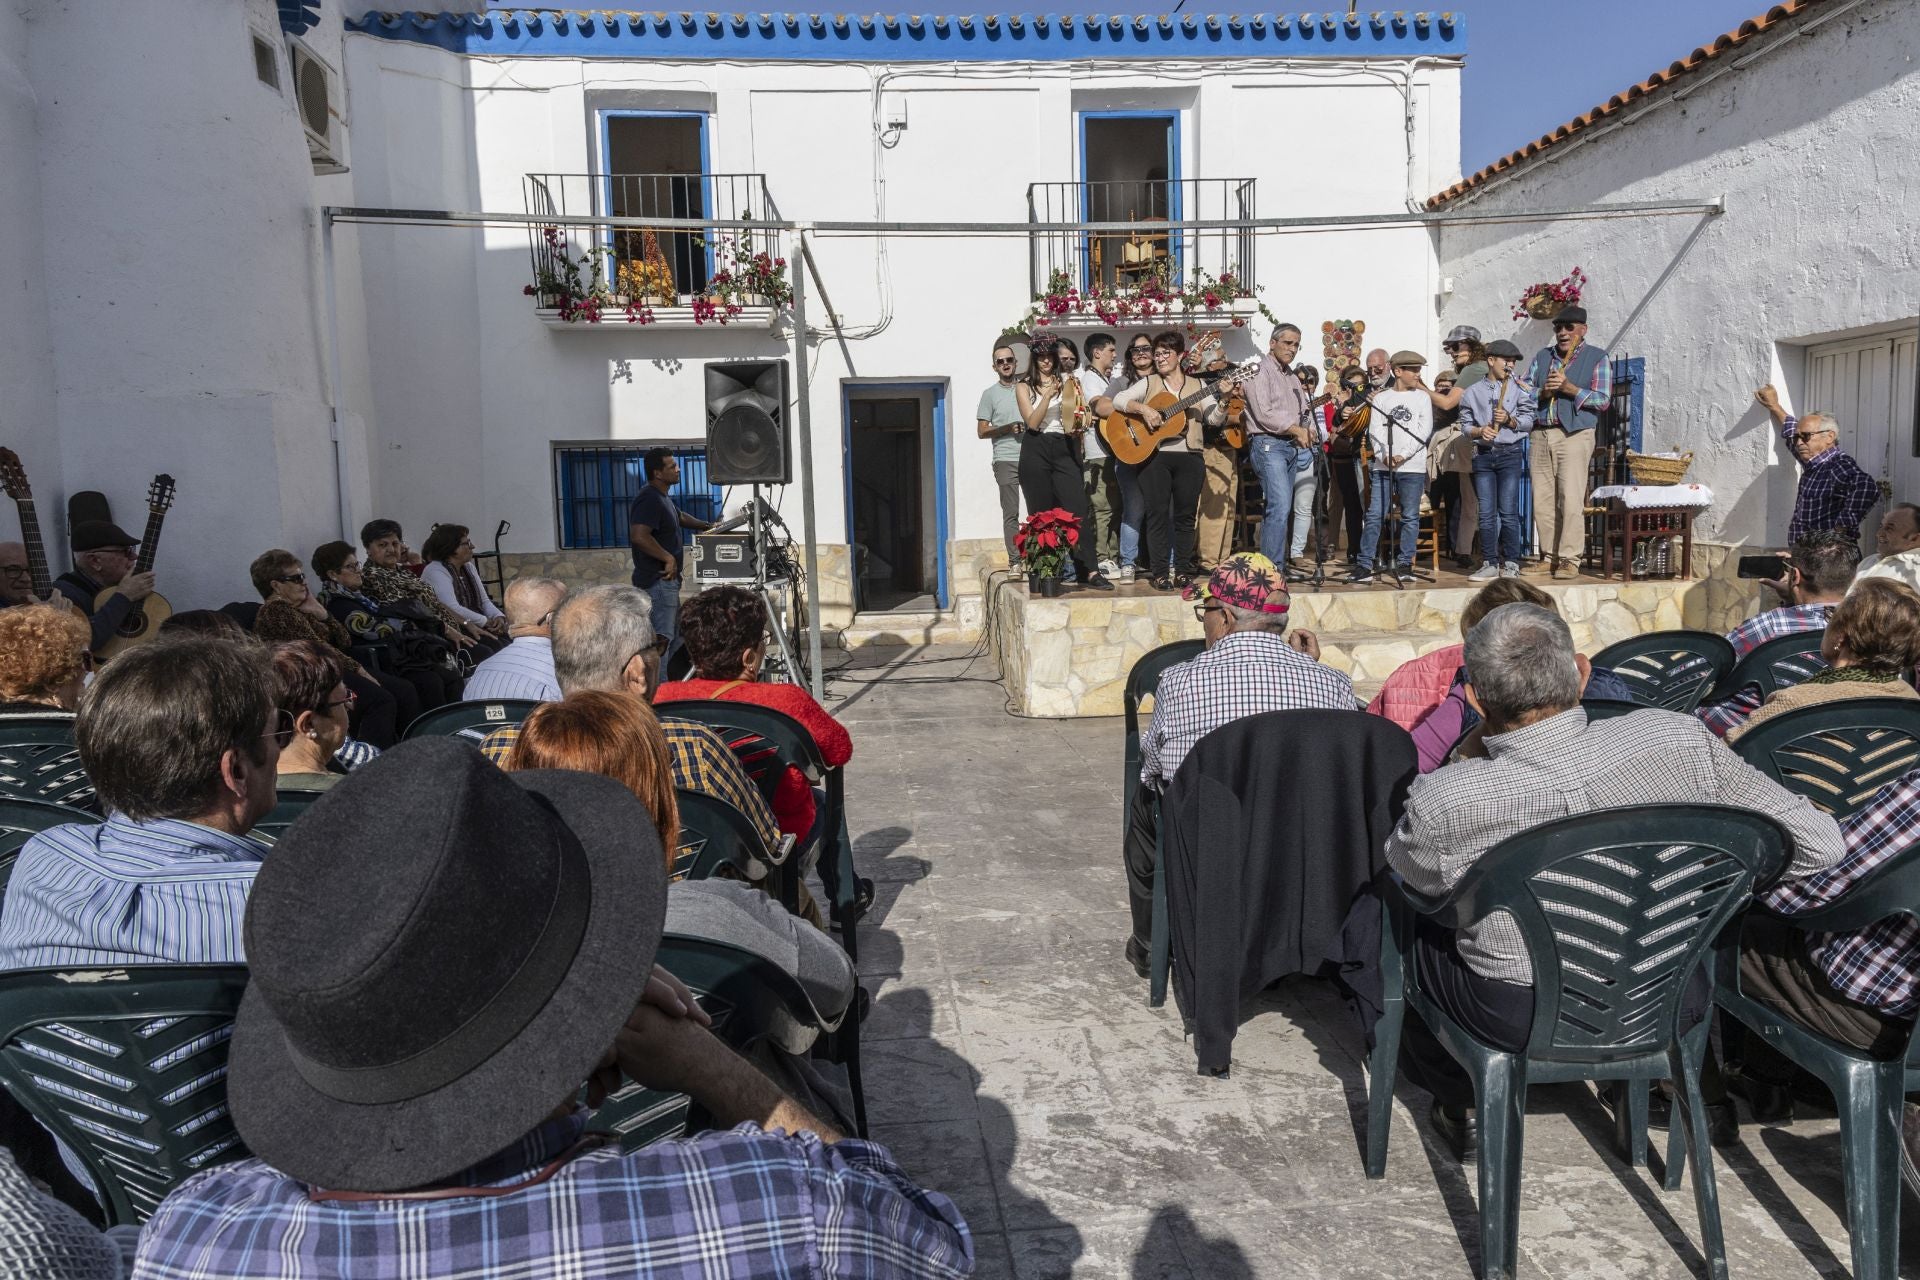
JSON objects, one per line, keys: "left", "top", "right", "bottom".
{"left": 990, "top": 550, "right": 1766, "bottom": 718}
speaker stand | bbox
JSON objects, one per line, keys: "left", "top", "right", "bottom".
{"left": 751, "top": 484, "right": 805, "bottom": 687}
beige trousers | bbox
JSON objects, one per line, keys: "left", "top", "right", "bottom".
{"left": 1196, "top": 443, "right": 1240, "bottom": 568}
{"left": 1530, "top": 427, "right": 1597, "bottom": 564}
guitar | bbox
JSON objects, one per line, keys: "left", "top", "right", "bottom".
{"left": 93, "top": 474, "right": 175, "bottom": 659}
{"left": 1099, "top": 358, "right": 1262, "bottom": 466}
{"left": 0, "top": 449, "right": 56, "bottom": 602}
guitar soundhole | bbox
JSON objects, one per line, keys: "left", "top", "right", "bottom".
{"left": 117, "top": 611, "right": 150, "bottom": 640}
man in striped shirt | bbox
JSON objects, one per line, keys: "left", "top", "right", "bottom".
{"left": 463, "top": 575, "right": 567, "bottom": 702}
{"left": 0, "top": 637, "right": 282, "bottom": 968}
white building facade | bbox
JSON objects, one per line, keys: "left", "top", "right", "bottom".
{"left": 1432, "top": 0, "right": 1917, "bottom": 553}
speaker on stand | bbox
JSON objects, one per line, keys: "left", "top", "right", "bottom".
{"left": 703, "top": 360, "right": 804, "bottom": 684}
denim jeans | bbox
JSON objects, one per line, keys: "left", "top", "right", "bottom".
{"left": 1358, "top": 470, "right": 1425, "bottom": 569}
{"left": 1117, "top": 458, "right": 1142, "bottom": 568}
{"left": 646, "top": 576, "right": 681, "bottom": 644}
{"left": 1472, "top": 442, "right": 1527, "bottom": 565}
{"left": 1248, "top": 435, "right": 1312, "bottom": 565}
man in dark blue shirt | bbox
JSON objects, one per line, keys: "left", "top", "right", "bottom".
{"left": 628, "top": 448, "right": 711, "bottom": 645}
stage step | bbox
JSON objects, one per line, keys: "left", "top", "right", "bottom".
{"left": 832, "top": 604, "right": 983, "bottom": 650}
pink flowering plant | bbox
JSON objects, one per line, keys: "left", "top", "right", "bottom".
{"left": 1005, "top": 264, "right": 1278, "bottom": 338}
{"left": 523, "top": 227, "right": 654, "bottom": 325}
{"left": 1512, "top": 267, "right": 1588, "bottom": 321}
{"left": 701, "top": 235, "right": 794, "bottom": 322}
{"left": 524, "top": 227, "right": 792, "bottom": 325}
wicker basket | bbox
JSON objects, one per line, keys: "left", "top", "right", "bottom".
{"left": 1627, "top": 450, "right": 1693, "bottom": 486}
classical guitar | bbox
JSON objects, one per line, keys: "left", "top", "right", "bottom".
{"left": 0, "top": 449, "right": 56, "bottom": 602}
{"left": 93, "top": 474, "right": 175, "bottom": 659}
{"left": 1099, "top": 358, "right": 1262, "bottom": 467}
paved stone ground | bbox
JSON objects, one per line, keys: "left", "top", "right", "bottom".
{"left": 825, "top": 642, "right": 1911, "bottom": 1280}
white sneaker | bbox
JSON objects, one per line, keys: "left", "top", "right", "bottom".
{"left": 1118, "top": 565, "right": 1136, "bottom": 583}
{"left": 1467, "top": 562, "right": 1500, "bottom": 582}
{"left": 1099, "top": 559, "right": 1120, "bottom": 579}
{"left": 1500, "top": 562, "right": 1521, "bottom": 579}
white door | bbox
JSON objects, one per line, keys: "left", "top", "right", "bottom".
{"left": 1807, "top": 332, "right": 1914, "bottom": 538}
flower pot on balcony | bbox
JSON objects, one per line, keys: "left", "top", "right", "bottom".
{"left": 1524, "top": 294, "right": 1564, "bottom": 320}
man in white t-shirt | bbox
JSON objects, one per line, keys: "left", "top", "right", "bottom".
{"left": 1353, "top": 350, "right": 1435, "bottom": 584}
{"left": 1077, "top": 333, "right": 1124, "bottom": 577}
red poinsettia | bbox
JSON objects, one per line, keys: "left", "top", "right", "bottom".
{"left": 1014, "top": 508, "right": 1082, "bottom": 577}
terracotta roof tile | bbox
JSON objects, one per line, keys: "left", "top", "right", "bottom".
{"left": 1427, "top": 1, "right": 1830, "bottom": 208}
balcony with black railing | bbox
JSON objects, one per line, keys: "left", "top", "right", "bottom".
{"left": 520, "top": 172, "right": 788, "bottom": 327}
{"left": 1025, "top": 178, "right": 1258, "bottom": 316}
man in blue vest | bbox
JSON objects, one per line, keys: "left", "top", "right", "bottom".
{"left": 1524, "top": 307, "right": 1611, "bottom": 580}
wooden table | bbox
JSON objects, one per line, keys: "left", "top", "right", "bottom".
{"left": 1599, "top": 500, "right": 1697, "bottom": 581}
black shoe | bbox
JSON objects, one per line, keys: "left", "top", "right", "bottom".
{"left": 1723, "top": 1067, "right": 1795, "bottom": 1125}
{"left": 1124, "top": 936, "right": 1151, "bottom": 980}
{"left": 1149, "top": 574, "right": 1176, "bottom": 592}
{"left": 1349, "top": 569, "right": 1374, "bottom": 585}
{"left": 1429, "top": 1101, "right": 1477, "bottom": 1164}
{"left": 1081, "top": 572, "right": 1115, "bottom": 591}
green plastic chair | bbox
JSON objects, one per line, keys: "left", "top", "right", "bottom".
{"left": 401, "top": 698, "right": 543, "bottom": 743}
{"left": 0, "top": 798, "right": 100, "bottom": 903}
{"left": 1713, "top": 845, "right": 1920, "bottom": 1280}
{"left": 0, "top": 965, "right": 251, "bottom": 1226}
{"left": 1579, "top": 697, "right": 1643, "bottom": 723}
{"left": 1731, "top": 698, "right": 1920, "bottom": 821}
{"left": 0, "top": 713, "right": 95, "bottom": 810}
{"left": 1591, "top": 631, "right": 1736, "bottom": 712}
{"left": 1121, "top": 640, "right": 1204, "bottom": 835}
{"left": 1365, "top": 805, "right": 1790, "bottom": 1280}
{"left": 674, "top": 788, "right": 785, "bottom": 885}
{"left": 246, "top": 787, "right": 329, "bottom": 845}
{"left": 1703, "top": 628, "right": 1828, "bottom": 708}
{"left": 661, "top": 700, "right": 864, "bottom": 959}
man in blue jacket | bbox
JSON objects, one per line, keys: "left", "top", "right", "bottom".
{"left": 1525, "top": 307, "right": 1610, "bottom": 580}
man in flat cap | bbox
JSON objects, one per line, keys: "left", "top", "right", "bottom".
{"left": 1353, "top": 350, "right": 1435, "bottom": 584}
{"left": 54, "top": 520, "right": 157, "bottom": 653}
{"left": 1460, "top": 339, "right": 1536, "bottom": 581}
{"left": 1524, "top": 306, "right": 1611, "bottom": 580}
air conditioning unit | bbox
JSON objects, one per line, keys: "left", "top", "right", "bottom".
{"left": 289, "top": 40, "right": 347, "bottom": 175}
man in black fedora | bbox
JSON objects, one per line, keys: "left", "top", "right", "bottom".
{"left": 54, "top": 519, "right": 159, "bottom": 653}
{"left": 132, "top": 739, "right": 973, "bottom": 1278}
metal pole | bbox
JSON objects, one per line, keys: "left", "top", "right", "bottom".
{"left": 320, "top": 209, "right": 351, "bottom": 541}
{"left": 788, "top": 226, "right": 825, "bottom": 700}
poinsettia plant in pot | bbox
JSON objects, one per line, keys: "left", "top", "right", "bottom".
{"left": 1015, "top": 508, "right": 1081, "bottom": 596}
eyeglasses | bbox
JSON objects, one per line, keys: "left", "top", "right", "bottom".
{"left": 1551, "top": 321, "right": 1580, "bottom": 331}
{"left": 1193, "top": 603, "right": 1222, "bottom": 622}
{"left": 272, "top": 572, "right": 306, "bottom": 585}
{"left": 1793, "top": 430, "right": 1834, "bottom": 443}
{"left": 326, "top": 691, "right": 358, "bottom": 711}
{"left": 993, "top": 357, "right": 1017, "bottom": 367}
{"left": 1128, "top": 346, "right": 1153, "bottom": 356}
{"left": 261, "top": 710, "right": 296, "bottom": 751}
{"left": 0, "top": 564, "right": 28, "bottom": 579}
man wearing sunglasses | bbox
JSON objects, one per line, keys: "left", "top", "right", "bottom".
{"left": 1523, "top": 306, "right": 1611, "bottom": 580}
{"left": 0, "top": 637, "right": 280, "bottom": 969}
{"left": 1757, "top": 384, "right": 1880, "bottom": 550}
{"left": 977, "top": 342, "right": 1026, "bottom": 561}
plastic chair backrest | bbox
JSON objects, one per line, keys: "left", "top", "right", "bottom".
{"left": 659, "top": 699, "right": 826, "bottom": 800}
{"left": 1591, "top": 631, "right": 1737, "bottom": 712}
{"left": 0, "top": 799, "right": 101, "bottom": 905}
{"left": 673, "top": 789, "right": 772, "bottom": 882}
{"left": 1579, "top": 697, "right": 1643, "bottom": 723}
{"left": 1122, "top": 640, "right": 1205, "bottom": 807}
{"left": 401, "top": 698, "right": 543, "bottom": 743}
{"left": 1707, "top": 629, "right": 1828, "bottom": 705}
{"left": 1731, "top": 697, "right": 1920, "bottom": 820}
{"left": 0, "top": 965, "right": 251, "bottom": 1226}
{"left": 247, "top": 788, "right": 327, "bottom": 845}
{"left": 0, "top": 714, "right": 94, "bottom": 810}
{"left": 1442, "top": 805, "right": 1787, "bottom": 1065}
{"left": 661, "top": 638, "right": 694, "bottom": 683}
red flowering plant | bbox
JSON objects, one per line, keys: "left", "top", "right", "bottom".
{"left": 698, "top": 234, "right": 794, "bottom": 325}
{"left": 1512, "top": 267, "right": 1588, "bottom": 321}
{"left": 1014, "top": 507, "right": 1081, "bottom": 578}
{"left": 1005, "top": 264, "right": 1279, "bottom": 338}
{"left": 523, "top": 226, "right": 654, "bottom": 325}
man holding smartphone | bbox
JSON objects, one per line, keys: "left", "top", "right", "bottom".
{"left": 1697, "top": 532, "right": 1858, "bottom": 737}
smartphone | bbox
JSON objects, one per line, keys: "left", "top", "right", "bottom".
{"left": 1736, "top": 555, "right": 1791, "bottom": 580}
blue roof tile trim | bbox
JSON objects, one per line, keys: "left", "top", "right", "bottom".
{"left": 346, "top": 9, "right": 1463, "bottom": 62}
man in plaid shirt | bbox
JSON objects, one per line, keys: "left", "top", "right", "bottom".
{"left": 1126, "top": 554, "right": 1354, "bottom": 975}
{"left": 1695, "top": 531, "right": 1854, "bottom": 737}
{"left": 1758, "top": 385, "right": 1881, "bottom": 546}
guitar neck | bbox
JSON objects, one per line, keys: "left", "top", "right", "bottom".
{"left": 14, "top": 498, "right": 53, "bottom": 600}
{"left": 132, "top": 505, "right": 166, "bottom": 577}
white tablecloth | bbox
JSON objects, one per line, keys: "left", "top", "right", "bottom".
{"left": 1590, "top": 483, "right": 1714, "bottom": 510}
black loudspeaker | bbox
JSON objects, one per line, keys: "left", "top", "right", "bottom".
{"left": 704, "top": 360, "right": 791, "bottom": 485}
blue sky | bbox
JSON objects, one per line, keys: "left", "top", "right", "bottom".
{"left": 482, "top": 1, "right": 1774, "bottom": 172}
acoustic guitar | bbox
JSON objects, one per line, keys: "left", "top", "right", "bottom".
{"left": 1099, "top": 358, "right": 1262, "bottom": 466}
{"left": 0, "top": 449, "right": 57, "bottom": 603}
{"left": 93, "top": 474, "right": 175, "bottom": 659}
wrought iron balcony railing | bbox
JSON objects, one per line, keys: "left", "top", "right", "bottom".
{"left": 521, "top": 172, "right": 780, "bottom": 308}
{"left": 1025, "top": 178, "right": 1257, "bottom": 300}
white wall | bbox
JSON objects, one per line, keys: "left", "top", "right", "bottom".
{"left": 341, "top": 37, "right": 1461, "bottom": 576}
{"left": 1436, "top": 0, "right": 1918, "bottom": 549}
{"left": 2, "top": 0, "right": 345, "bottom": 610}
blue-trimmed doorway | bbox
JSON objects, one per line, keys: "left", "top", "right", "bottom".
{"left": 1077, "top": 110, "right": 1181, "bottom": 292}
{"left": 596, "top": 109, "right": 712, "bottom": 294}
{"left": 841, "top": 383, "right": 950, "bottom": 612}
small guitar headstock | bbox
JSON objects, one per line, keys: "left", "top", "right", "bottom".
{"left": 0, "top": 449, "right": 30, "bottom": 501}
{"left": 1182, "top": 329, "right": 1224, "bottom": 370}
{"left": 147, "top": 474, "right": 177, "bottom": 513}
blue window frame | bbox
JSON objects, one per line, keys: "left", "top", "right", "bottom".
{"left": 596, "top": 109, "right": 714, "bottom": 296}
{"left": 553, "top": 444, "right": 723, "bottom": 550}
{"left": 1076, "top": 110, "right": 1182, "bottom": 292}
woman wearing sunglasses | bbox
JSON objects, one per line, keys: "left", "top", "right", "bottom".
{"left": 1016, "top": 338, "right": 1113, "bottom": 590}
